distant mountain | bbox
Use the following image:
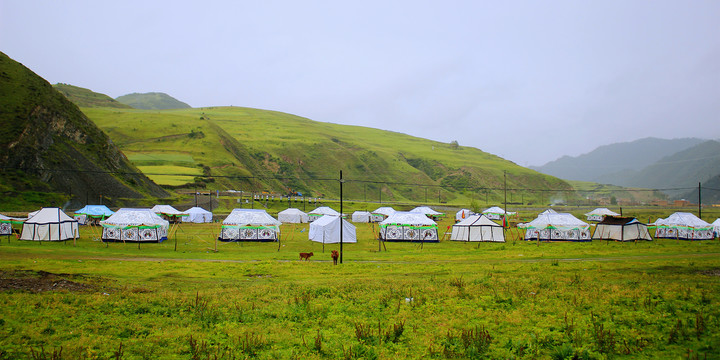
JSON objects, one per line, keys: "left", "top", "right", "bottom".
{"left": 682, "top": 173, "right": 720, "bottom": 205}
{"left": 115, "top": 92, "right": 191, "bottom": 110}
{"left": 53, "top": 83, "right": 131, "bottom": 109}
{"left": 531, "top": 137, "right": 706, "bottom": 183}
{"left": 0, "top": 51, "right": 168, "bottom": 210}
{"left": 618, "top": 140, "right": 720, "bottom": 196}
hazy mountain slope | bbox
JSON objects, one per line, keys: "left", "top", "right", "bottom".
{"left": 682, "top": 174, "right": 720, "bottom": 205}
{"left": 83, "top": 106, "right": 573, "bottom": 205}
{"left": 0, "top": 51, "right": 167, "bottom": 209}
{"left": 531, "top": 137, "right": 706, "bottom": 182}
{"left": 116, "top": 92, "right": 191, "bottom": 110}
{"left": 619, "top": 140, "right": 720, "bottom": 195}
{"left": 53, "top": 83, "right": 131, "bottom": 109}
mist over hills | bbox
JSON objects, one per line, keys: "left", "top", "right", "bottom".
{"left": 0, "top": 51, "right": 168, "bottom": 209}
{"left": 115, "top": 92, "right": 191, "bottom": 110}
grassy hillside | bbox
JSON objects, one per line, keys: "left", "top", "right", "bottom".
{"left": 115, "top": 92, "right": 191, "bottom": 110}
{"left": 0, "top": 51, "right": 168, "bottom": 210}
{"left": 53, "top": 83, "right": 131, "bottom": 109}
{"left": 82, "top": 106, "right": 573, "bottom": 206}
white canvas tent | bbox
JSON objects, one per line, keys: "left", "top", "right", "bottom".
{"left": 278, "top": 208, "right": 309, "bottom": 223}
{"left": 455, "top": 209, "right": 474, "bottom": 222}
{"left": 219, "top": 209, "right": 281, "bottom": 242}
{"left": 20, "top": 208, "right": 79, "bottom": 241}
{"left": 651, "top": 212, "right": 714, "bottom": 240}
{"left": 308, "top": 206, "right": 341, "bottom": 222}
{"left": 713, "top": 218, "right": 720, "bottom": 238}
{"left": 182, "top": 207, "right": 213, "bottom": 223}
{"left": 151, "top": 205, "right": 187, "bottom": 223}
{"left": 380, "top": 211, "right": 438, "bottom": 242}
{"left": 518, "top": 211, "right": 591, "bottom": 241}
{"left": 450, "top": 214, "right": 504, "bottom": 242}
{"left": 309, "top": 215, "right": 356, "bottom": 244}
{"left": 585, "top": 208, "right": 620, "bottom": 222}
{"left": 371, "top": 207, "right": 396, "bottom": 222}
{"left": 410, "top": 206, "right": 444, "bottom": 220}
{"left": 351, "top": 211, "right": 372, "bottom": 223}
{"left": 481, "top": 206, "right": 516, "bottom": 221}
{"left": 74, "top": 205, "right": 115, "bottom": 225}
{"left": 100, "top": 208, "right": 169, "bottom": 242}
{"left": 592, "top": 216, "right": 652, "bottom": 241}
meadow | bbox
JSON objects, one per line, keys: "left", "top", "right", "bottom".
{"left": 1, "top": 213, "right": 719, "bottom": 359}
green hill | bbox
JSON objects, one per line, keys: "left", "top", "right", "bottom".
{"left": 82, "top": 106, "right": 573, "bottom": 205}
{"left": 115, "top": 92, "right": 191, "bottom": 110}
{"left": 0, "top": 52, "right": 168, "bottom": 210}
{"left": 53, "top": 83, "right": 131, "bottom": 109}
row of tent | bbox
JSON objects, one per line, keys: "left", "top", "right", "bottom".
{"left": 3, "top": 205, "right": 720, "bottom": 243}
{"left": 73, "top": 204, "right": 213, "bottom": 224}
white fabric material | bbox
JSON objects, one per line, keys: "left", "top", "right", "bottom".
{"left": 74, "top": 205, "right": 115, "bottom": 225}
{"left": 351, "top": 211, "right": 371, "bottom": 223}
{"left": 151, "top": 205, "right": 185, "bottom": 216}
{"left": 182, "top": 207, "right": 213, "bottom": 223}
{"left": 409, "top": 206, "right": 442, "bottom": 215}
{"left": 99, "top": 208, "right": 170, "bottom": 242}
{"left": 222, "top": 209, "right": 281, "bottom": 226}
{"left": 20, "top": 208, "right": 79, "bottom": 241}
{"left": 455, "top": 209, "right": 474, "bottom": 221}
{"left": 584, "top": 208, "right": 620, "bottom": 221}
{"left": 308, "top": 206, "right": 340, "bottom": 222}
{"left": 371, "top": 207, "right": 396, "bottom": 222}
{"left": 519, "top": 212, "right": 591, "bottom": 241}
{"left": 380, "top": 212, "right": 437, "bottom": 226}
{"left": 651, "top": 212, "right": 713, "bottom": 240}
{"left": 278, "top": 208, "right": 309, "bottom": 223}
{"left": 713, "top": 218, "right": 720, "bottom": 237}
{"left": 592, "top": 219, "right": 652, "bottom": 241}
{"left": 101, "top": 208, "right": 170, "bottom": 227}
{"left": 481, "top": 206, "right": 516, "bottom": 220}
{"left": 538, "top": 209, "right": 558, "bottom": 215}
{"left": 450, "top": 215, "right": 504, "bottom": 242}
{"left": 308, "top": 215, "right": 356, "bottom": 243}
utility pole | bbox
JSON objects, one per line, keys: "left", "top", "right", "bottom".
{"left": 339, "top": 170, "right": 344, "bottom": 264}
{"left": 698, "top": 182, "right": 702, "bottom": 218}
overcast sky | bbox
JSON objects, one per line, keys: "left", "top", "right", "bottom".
{"left": 2, "top": 1, "right": 719, "bottom": 166}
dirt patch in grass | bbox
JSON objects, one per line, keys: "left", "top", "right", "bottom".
{"left": 0, "top": 270, "right": 100, "bottom": 293}
{"left": 700, "top": 268, "right": 720, "bottom": 276}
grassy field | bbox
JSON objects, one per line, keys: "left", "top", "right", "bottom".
{"left": 1, "top": 213, "right": 719, "bottom": 359}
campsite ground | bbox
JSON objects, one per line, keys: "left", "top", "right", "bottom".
{"left": 0, "top": 216, "right": 719, "bottom": 359}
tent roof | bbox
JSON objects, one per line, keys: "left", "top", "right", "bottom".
{"left": 585, "top": 208, "right": 620, "bottom": 217}
{"left": 652, "top": 212, "right": 711, "bottom": 228}
{"left": 278, "top": 208, "right": 307, "bottom": 215}
{"left": 74, "top": 205, "right": 115, "bottom": 217}
{"left": 380, "top": 211, "right": 437, "bottom": 226}
{"left": 455, "top": 214, "right": 502, "bottom": 227}
{"left": 597, "top": 216, "right": 642, "bottom": 226}
{"left": 482, "top": 206, "right": 516, "bottom": 215}
{"left": 308, "top": 206, "right": 340, "bottom": 216}
{"left": 0, "top": 214, "right": 26, "bottom": 222}
{"left": 151, "top": 205, "right": 185, "bottom": 215}
{"left": 100, "top": 208, "right": 169, "bottom": 227}
{"left": 519, "top": 212, "right": 588, "bottom": 229}
{"left": 309, "top": 215, "right": 357, "bottom": 243}
{"left": 409, "top": 206, "right": 443, "bottom": 215}
{"left": 713, "top": 218, "right": 720, "bottom": 226}
{"left": 222, "top": 209, "right": 281, "bottom": 226}
{"left": 372, "top": 207, "right": 396, "bottom": 216}
{"left": 183, "top": 206, "right": 212, "bottom": 215}
{"left": 25, "top": 208, "right": 77, "bottom": 225}
{"left": 353, "top": 211, "right": 371, "bottom": 215}
{"left": 539, "top": 209, "right": 559, "bottom": 215}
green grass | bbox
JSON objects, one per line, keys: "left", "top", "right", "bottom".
{"left": 81, "top": 106, "right": 572, "bottom": 205}
{"left": 0, "top": 215, "right": 719, "bottom": 359}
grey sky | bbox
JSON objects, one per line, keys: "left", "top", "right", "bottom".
{"left": 2, "top": 1, "right": 719, "bottom": 166}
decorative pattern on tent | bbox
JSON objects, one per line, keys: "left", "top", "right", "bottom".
{"left": 100, "top": 208, "right": 169, "bottom": 243}
{"left": 219, "top": 209, "right": 281, "bottom": 242}
{"left": 380, "top": 211, "right": 438, "bottom": 242}
{"left": 651, "top": 212, "right": 713, "bottom": 240}
{"left": 151, "top": 205, "right": 188, "bottom": 223}
{"left": 519, "top": 211, "right": 591, "bottom": 241}
{"left": 370, "top": 207, "right": 396, "bottom": 222}
{"left": 0, "top": 214, "right": 24, "bottom": 236}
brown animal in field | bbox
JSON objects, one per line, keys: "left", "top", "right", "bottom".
{"left": 331, "top": 250, "right": 339, "bottom": 265}
{"left": 299, "top": 252, "right": 314, "bottom": 261}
